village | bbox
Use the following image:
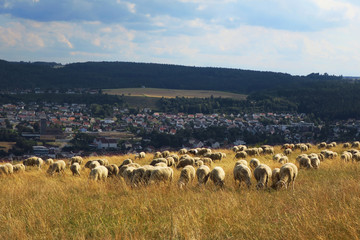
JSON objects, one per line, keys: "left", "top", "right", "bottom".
{"left": 1, "top": 97, "right": 360, "bottom": 159}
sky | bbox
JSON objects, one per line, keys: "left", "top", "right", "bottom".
{"left": 0, "top": 0, "right": 360, "bottom": 76}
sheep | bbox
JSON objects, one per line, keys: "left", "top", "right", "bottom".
{"left": 70, "top": 156, "right": 83, "bottom": 165}
{"left": 176, "top": 158, "right": 195, "bottom": 169}
{"left": 194, "top": 159, "right": 204, "bottom": 167}
{"left": 196, "top": 165, "right": 211, "bottom": 186}
{"left": 131, "top": 165, "right": 154, "bottom": 187}
{"left": 300, "top": 144, "right": 309, "bottom": 152}
{"left": 178, "top": 165, "right": 196, "bottom": 189}
{"left": 23, "top": 157, "right": 44, "bottom": 169}
{"left": 279, "top": 156, "right": 289, "bottom": 164}
{"left": 246, "top": 148, "right": 260, "bottom": 156}
{"left": 200, "top": 157, "right": 213, "bottom": 167}
{"left": 105, "top": 164, "right": 119, "bottom": 177}
{"left": 352, "top": 141, "right": 360, "bottom": 148}
{"left": 271, "top": 168, "right": 281, "bottom": 188}
{"left": 89, "top": 166, "right": 109, "bottom": 181}
{"left": 45, "top": 158, "right": 54, "bottom": 165}
{"left": 284, "top": 148, "right": 292, "bottom": 155}
{"left": 178, "top": 148, "right": 188, "bottom": 155}
{"left": 150, "top": 158, "right": 167, "bottom": 166}
{"left": 154, "top": 152, "right": 162, "bottom": 158}
{"left": 95, "top": 159, "right": 109, "bottom": 166}
{"left": 166, "top": 157, "right": 176, "bottom": 167}
{"left": 234, "top": 151, "right": 247, "bottom": 159}
{"left": 254, "top": 164, "right": 272, "bottom": 190}
{"left": 233, "top": 164, "right": 252, "bottom": 189}
{"left": 135, "top": 152, "right": 146, "bottom": 159}
{"left": 197, "top": 148, "right": 212, "bottom": 156}
{"left": 188, "top": 149, "right": 198, "bottom": 155}
{"left": 249, "top": 158, "right": 260, "bottom": 170}
{"left": 340, "top": 152, "right": 352, "bottom": 162}
{"left": 273, "top": 153, "right": 284, "bottom": 162}
{"left": 155, "top": 162, "right": 168, "bottom": 167}
{"left": 148, "top": 167, "right": 173, "bottom": 185}
{"left": 0, "top": 163, "right": 13, "bottom": 175}
{"left": 161, "top": 151, "right": 170, "bottom": 158}
{"left": 235, "top": 160, "right": 248, "bottom": 167}
{"left": 209, "top": 167, "right": 225, "bottom": 188}
{"left": 89, "top": 161, "right": 101, "bottom": 169}
{"left": 275, "top": 163, "right": 298, "bottom": 190}
{"left": 13, "top": 163, "right": 25, "bottom": 173}
{"left": 310, "top": 156, "right": 320, "bottom": 169}
{"left": 343, "top": 142, "right": 351, "bottom": 148}
{"left": 47, "top": 160, "right": 66, "bottom": 175}
{"left": 299, "top": 156, "right": 312, "bottom": 169}
{"left": 70, "top": 163, "right": 81, "bottom": 176}
{"left": 205, "top": 152, "right": 223, "bottom": 161}
{"left": 318, "top": 142, "right": 327, "bottom": 148}
{"left": 119, "top": 159, "right": 132, "bottom": 168}
{"left": 169, "top": 154, "right": 180, "bottom": 163}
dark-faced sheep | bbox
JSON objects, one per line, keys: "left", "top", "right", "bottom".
{"left": 209, "top": 167, "right": 225, "bottom": 188}
{"left": 254, "top": 164, "right": 272, "bottom": 190}
{"left": 119, "top": 159, "right": 132, "bottom": 168}
{"left": 275, "top": 163, "right": 298, "bottom": 190}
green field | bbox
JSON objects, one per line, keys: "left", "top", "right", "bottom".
{"left": 103, "top": 88, "right": 247, "bottom": 100}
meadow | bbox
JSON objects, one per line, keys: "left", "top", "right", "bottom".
{"left": 1, "top": 145, "right": 360, "bottom": 239}
{"left": 103, "top": 88, "right": 247, "bottom": 100}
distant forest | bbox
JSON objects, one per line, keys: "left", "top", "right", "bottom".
{"left": 1, "top": 59, "right": 360, "bottom": 120}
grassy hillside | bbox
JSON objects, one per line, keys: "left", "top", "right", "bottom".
{"left": 104, "top": 88, "right": 247, "bottom": 100}
{"left": 0, "top": 145, "right": 359, "bottom": 239}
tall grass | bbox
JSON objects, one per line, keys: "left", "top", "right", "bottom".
{"left": 1, "top": 146, "right": 360, "bottom": 239}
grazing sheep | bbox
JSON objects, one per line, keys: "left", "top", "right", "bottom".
{"left": 254, "top": 164, "right": 272, "bottom": 190}
{"left": 235, "top": 160, "right": 248, "bottom": 167}
{"left": 70, "top": 163, "right": 81, "bottom": 176}
{"left": 95, "top": 159, "right": 109, "bottom": 166}
{"left": 279, "top": 156, "right": 289, "bottom": 164}
{"left": 209, "top": 167, "right": 225, "bottom": 188}
{"left": 178, "top": 165, "right": 196, "bottom": 189}
{"left": 205, "top": 152, "right": 223, "bottom": 161}
{"left": 194, "top": 159, "right": 204, "bottom": 167}
{"left": 271, "top": 168, "right": 281, "bottom": 188}
{"left": 155, "top": 162, "right": 167, "bottom": 167}
{"left": 154, "top": 152, "right": 162, "bottom": 158}
{"left": 47, "top": 160, "right": 66, "bottom": 175}
{"left": 273, "top": 153, "right": 284, "bottom": 162}
{"left": 176, "top": 158, "right": 196, "bottom": 169}
{"left": 234, "top": 151, "right": 247, "bottom": 159}
{"left": 89, "top": 166, "right": 109, "bottom": 181}
{"left": 45, "top": 158, "right": 54, "bottom": 165}
{"left": 166, "top": 157, "right": 176, "bottom": 167}
{"left": 0, "top": 163, "right": 13, "bottom": 175}
{"left": 135, "top": 152, "right": 146, "bottom": 159}
{"left": 343, "top": 142, "right": 351, "bottom": 148}
{"left": 284, "top": 148, "right": 292, "bottom": 155}
{"left": 105, "top": 164, "right": 119, "bottom": 177}
{"left": 119, "top": 159, "right": 132, "bottom": 168}
{"left": 262, "top": 146, "right": 275, "bottom": 155}
{"left": 275, "top": 163, "right": 298, "bottom": 190}
{"left": 89, "top": 161, "right": 101, "bottom": 169}
{"left": 70, "top": 156, "right": 83, "bottom": 165}
{"left": 161, "top": 151, "right": 170, "bottom": 158}
{"left": 188, "top": 149, "right": 198, "bottom": 155}
{"left": 300, "top": 144, "right": 309, "bottom": 152}
{"left": 178, "top": 148, "right": 188, "bottom": 155}
{"left": 341, "top": 152, "right": 352, "bottom": 162}
{"left": 196, "top": 165, "right": 211, "bottom": 186}
{"left": 23, "top": 157, "right": 44, "bottom": 169}
{"left": 299, "top": 156, "right": 312, "bottom": 169}
{"left": 13, "top": 163, "right": 25, "bottom": 173}
{"left": 310, "top": 156, "right": 320, "bottom": 169}
{"left": 150, "top": 158, "right": 168, "bottom": 166}
{"left": 352, "top": 141, "right": 360, "bottom": 148}
{"left": 249, "top": 158, "right": 260, "bottom": 170}
{"left": 200, "top": 157, "right": 213, "bottom": 167}
{"left": 233, "top": 164, "right": 252, "bottom": 189}
{"left": 318, "top": 142, "right": 327, "bottom": 148}
{"left": 148, "top": 167, "right": 174, "bottom": 185}
{"left": 131, "top": 165, "right": 154, "bottom": 187}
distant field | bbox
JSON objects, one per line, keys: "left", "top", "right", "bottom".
{"left": 0, "top": 142, "right": 15, "bottom": 152}
{"left": 103, "top": 88, "right": 247, "bottom": 100}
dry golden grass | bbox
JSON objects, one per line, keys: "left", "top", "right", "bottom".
{"left": 103, "top": 88, "right": 247, "bottom": 100}
{"left": 1, "top": 146, "right": 360, "bottom": 239}
{"left": 0, "top": 141, "right": 16, "bottom": 152}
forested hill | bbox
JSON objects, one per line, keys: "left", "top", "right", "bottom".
{"left": 0, "top": 60, "right": 341, "bottom": 93}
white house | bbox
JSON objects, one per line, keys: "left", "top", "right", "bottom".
{"left": 93, "top": 137, "right": 118, "bottom": 149}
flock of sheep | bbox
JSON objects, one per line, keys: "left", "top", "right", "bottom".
{"left": 0, "top": 141, "right": 359, "bottom": 192}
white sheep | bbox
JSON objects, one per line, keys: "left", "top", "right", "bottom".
{"left": 178, "top": 165, "right": 196, "bottom": 189}
{"left": 196, "top": 165, "right": 211, "bottom": 186}
{"left": 233, "top": 164, "right": 252, "bottom": 189}
{"left": 13, "top": 163, "right": 25, "bottom": 173}
{"left": 249, "top": 158, "right": 260, "bottom": 170}
{"left": 310, "top": 156, "right": 320, "bottom": 169}
{"left": 70, "top": 156, "right": 83, "bottom": 165}
{"left": 135, "top": 152, "right": 146, "bottom": 159}
{"left": 271, "top": 168, "right": 280, "bottom": 188}
{"left": 148, "top": 167, "right": 173, "bottom": 185}
{"left": 47, "top": 160, "right": 66, "bottom": 175}
{"left": 254, "top": 164, "right": 272, "bottom": 190}
{"left": 89, "top": 166, "right": 109, "bottom": 181}
{"left": 70, "top": 163, "right": 81, "bottom": 176}
{"left": 209, "top": 166, "right": 225, "bottom": 188}
{"left": 234, "top": 151, "right": 247, "bottom": 159}
{"left": 45, "top": 158, "right": 54, "bottom": 165}
{"left": 235, "top": 160, "right": 248, "bottom": 167}
{"left": 299, "top": 156, "right": 312, "bottom": 169}
{"left": 89, "top": 161, "right": 101, "bottom": 169}
{"left": 105, "top": 164, "right": 119, "bottom": 177}
{"left": 0, "top": 163, "right": 13, "bottom": 175}
{"left": 275, "top": 163, "right": 298, "bottom": 190}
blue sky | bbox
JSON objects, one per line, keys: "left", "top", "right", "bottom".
{"left": 0, "top": 0, "right": 359, "bottom": 75}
